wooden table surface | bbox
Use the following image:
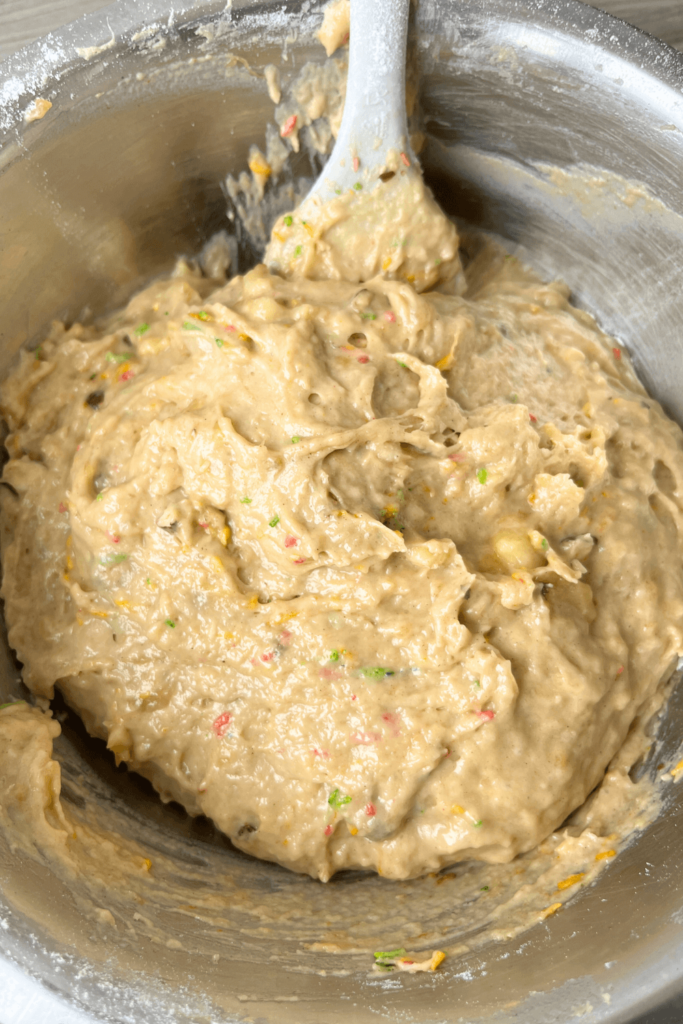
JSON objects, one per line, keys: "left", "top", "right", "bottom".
{"left": 1, "top": 0, "right": 683, "bottom": 60}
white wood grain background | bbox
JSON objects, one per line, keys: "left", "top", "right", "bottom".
{"left": 1, "top": 0, "right": 682, "bottom": 60}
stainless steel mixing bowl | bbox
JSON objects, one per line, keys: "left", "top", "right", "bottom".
{"left": 2, "top": 1, "right": 683, "bottom": 1021}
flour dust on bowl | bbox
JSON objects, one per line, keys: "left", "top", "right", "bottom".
{"left": 1, "top": 1, "right": 683, "bottom": 1022}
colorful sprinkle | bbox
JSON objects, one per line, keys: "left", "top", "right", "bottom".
{"left": 294, "top": 245, "right": 303, "bottom": 257}
{"left": 360, "top": 666, "right": 391, "bottom": 680}
{"left": 357, "top": 354, "right": 369, "bottom": 364}
{"left": 353, "top": 182, "right": 363, "bottom": 191}
{"left": 541, "top": 538, "right": 549, "bottom": 551}
{"left": 529, "top": 413, "right": 537, "bottom": 423}
{"left": 165, "top": 619, "right": 176, "bottom": 628}
{"left": 612, "top": 347, "right": 622, "bottom": 360}
{"left": 400, "top": 152, "right": 410, "bottom": 167}
{"left": 477, "top": 709, "right": 495, "bottom": 721}
{"left": 183, "top": 321, "right": 202, "bottom": 331}
{"left": 366, "top": 803, "right": 376, "bottom": 817}
{"left": 215, "top": 338, "right": 224, "bottom": 348}
{"left": 59, "top": 502, "right": 68, "bottom": 513}
{"left": 269, "top": 516, "right": 280, "bottom": 528}
{"left": 241, "top": 496, "right": 252, "bottom": 504}
{"left": 324, "top": 824, "right": 334, "bottom": 836}
{"left": 212, "top": 712, "right": 232, "bottom": 737}
{"left": 100, "top": 553, "right": 127, "bottom": 565}
{"left": 352, "top": 155, "right": 360, "bottom": 172}
{"left": 384, "top": 311, "right": 396, "bottom": 323}
{"left": 106, "top": 352, "right": 129, "bottom": 363}
{"left": 290, "top": 435, "right": 301, "bottom": 443}
{"left": 374, "top": 948, "right": 406, "bottom": 961}
{"left": 596, "top": 850, "right": 617, "bottom": 861}
{"left": 557, "top": 872, "right": 585, "bottom": 890}
{"left": 284, "top": 535, "right": 298, "bottom": 548}
{"left": 135, "top": 323, "right": 149, "bottom": 335}
{"left": 476, "top": 467, "right": 488, "bottom": 485}
{"left": 260, "top": 651, "right": 274, "bottom": 662}
{"left": 330, "top": 650, "right": 339, "bottom": 662}
{"left": 472, "top": 820, "right": 483, "bottom": 828}
{"left": 328, "top": 788, "right": 352, "bottom": 809}
{"left": 284, "top": 215, "right": 293, "bottom": 227}
{"left": 281, "top": 114, "right": 297, "bottom": 138}
{"left": 293, "top": 557, "right": 307, "bottom": 564}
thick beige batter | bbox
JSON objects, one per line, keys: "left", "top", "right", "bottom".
{"left": 2, "top": 172, "right": 683, "bottom": 883}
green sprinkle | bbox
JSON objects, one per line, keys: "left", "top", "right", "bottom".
{"left": 269, "top": 516, "right": 280, "bottom": 528}
{"left": 353, "top": 182, "right": 363, "bottom": 190}
{"left": 182, "top": 321, "right": 202, "bottom": 331}
{"left": 284, "top": 215, "right": 293, "bottom": 227}
{"left": 334, "top": 187, "right": 342, "bottom": 195}
{"left": 165, "top": 311, "right": 169, "bottom": 315}
{"left": 195, "top": 311, "right": 210, "bottom": 321}
{"left": 294, "top": 245, "right": 303, "bottom": 257}
{"left": 96, "top": 493, "right": 104, "bottom": 502}
{"left": 397, "top": 361, "right": 407, "bottom": 369}
{"left": 480, "top": 885, "right": 489, "bottom": 892}
{"left": 291, "top": 436, "right": 301, "bottom": 443}
{"left": 374, "top": 948, "right": 406, "bottom": 960}
{"left": 541, "top": 538, "right": 549, "bottom": 551}
{"left": 215, "top": 338, "right": 224, "bottom": 348}
{"left": 145, "top": 578, "right": 151, "bottom": 585}
{"left": 472, "top": 679, "right": 481, "bottom": 689}
{"left": 240, "top": 496, "right": 252, "bottom": 504}
{"left": 0, "top": 700, "right": 26, "bottom": 710}
{"left": 328, "top": 788, "right": 352, "bottom": 809}
{"left": 360, "top": 312, "right": 376, "bottom": 320}
{"left": 89, "top": 373, "right": 97, "bottom": 380}
{"left": 473, "top": 820, "right": 483, "bottom": 828}
{"left": 165, "top": 619, "right": 176, "bottom": 628}
{"left": 510, "top": 393, "right": 519, "bottom": 403}
{"left": 360, "top": 666, "right": 389, "bottom": 680}
{"left": 477, "top": 467, "right": 488, "bottom": 485}
{"left": 135, "top": 323, "right": 149, "bottom": 335}
{"left": 106, "top": 352, "right": 129, "bottom": 363}
{"left": 434, "top": 257, "right": 442, "bottom": 266}
{"left": 330, "top": 650, "right": 339, "bottom": 662}
{"left": 397, "top": 489, "right": 405, "bottom": 502}
{"left": 100, "top": 553, "right": 127, "bottom": 565}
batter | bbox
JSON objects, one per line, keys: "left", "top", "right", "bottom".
{"left": 1, "top": 159, "right": 683, "bottom": 881}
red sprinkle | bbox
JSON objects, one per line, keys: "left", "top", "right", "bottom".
{"left": 384, "top": 311, "right": 396, "bottom": 323}
{"left": 612, "top": 347, "right": 622, "bottom": 360}
{"left": 352, "top": 155, "right": 360, "bottom": 172}
{"left": 365, "top": 803, "right": 376, "bottom": 817}
{"left": 58, "top": 502, "right": 68, "bottom": 514}
{"left": 293, "top": 557, "right": 307, "bottom": 565}
{"left": 351, "top": 694, "right": 358, "bottom": 701}
{"left": 280, "top": 629, "right": 292, "bottom": 642}
{"left": 119, "top": 370, "right": 134, "bottom": 382}
{"left": 261, "top": 651, "right": 274, "bottom": 662}
{"left": 198, "top": 522, "right": 209, "bottom": 530}
{"left": 447, "top": 452, "right": 465, "bottom": 462}
{"left": 341, "top": 31, "right": 349, "bottom": 44}
{"left": 529, "top": 413, "right": 537, "bottom": 423}
{"left": 281, "top": 114, "right": 297, "bottom": 138}
{"left": 357, "top": 354, "right": 369, "bottom": 364}
{"left": 477, "top": 709, "right": 495, "bottom": 721}
{"left": 617, "top": 665, "right": 624, "bottom": 675}
{"left": 400, "top": 151, "right": 410, "bottom": 167}
{"left": 212, "top": 712, "right": 232, "bottom": 737}
{"left": 313, "top": 748, "right": 330, "bottom": 759}
{"left": 324, "top": 824, "right": 334, "bottom": 835}
{"left": 106, "top": 532, "right": 120, "bottom": 544}
{"left": 284, "top": 535, "right": 298, "bottom": 548}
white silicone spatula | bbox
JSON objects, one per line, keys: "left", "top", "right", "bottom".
{"left": 307, "top": 0, "right": 414, "bottom": 201}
